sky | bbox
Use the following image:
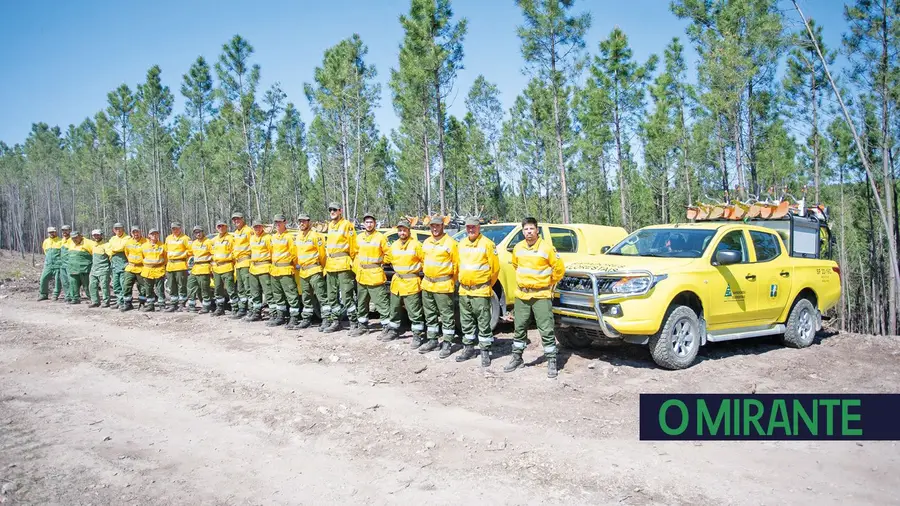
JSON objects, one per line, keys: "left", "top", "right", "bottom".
{"left": 0, "top": 0, "right": 847, "bottom": 147}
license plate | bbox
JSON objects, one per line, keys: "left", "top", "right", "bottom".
{"left": 559, "top": 293, "right": 591, "bottom": 307}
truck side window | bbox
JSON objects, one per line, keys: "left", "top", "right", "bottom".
{"left": 749, "top": 231, "right": 781, "bottom": 262}
{"left": 714, "top": 230, "right": 749, "bottom": 263}
{"left": 548, "top": 227, "right": 578, "bottom": 253}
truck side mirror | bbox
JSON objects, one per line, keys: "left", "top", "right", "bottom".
{"left": 601, "top": 246, "right": 611, "bottom": 254}
{"left": 714, "top": 249, "right": 742, "bottom": 266}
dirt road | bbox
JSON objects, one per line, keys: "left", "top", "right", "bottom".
{"left": 1, "top": 255, "right": 899, "bottom": 505}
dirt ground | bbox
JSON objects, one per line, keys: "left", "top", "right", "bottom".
{"left": 0, "top": 250, "right": 898, "bottom": 506}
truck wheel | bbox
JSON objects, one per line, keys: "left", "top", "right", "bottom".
{"left": 556, "top": 327, "right": 592, "bottom": 350}
{"left": 782, "top": 298, "right": 817, "bottom": 348}
{"left": 648, "top": 305, "right": 700, "bottom": 370}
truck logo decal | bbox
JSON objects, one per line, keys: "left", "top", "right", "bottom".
{"left": 770, "top": 284, "right": 778, "bottom": 298}
{"left": 725, "top": 285, "right": 732, "bottom": 297}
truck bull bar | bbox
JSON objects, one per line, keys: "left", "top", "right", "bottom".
{"left": 553, "top": 268, "right": 655, "bottom": 339}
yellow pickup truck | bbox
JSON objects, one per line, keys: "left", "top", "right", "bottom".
{"left": 552, "top": 214, "right": 841, "bottom": 369}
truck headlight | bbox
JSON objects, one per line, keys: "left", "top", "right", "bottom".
{"left": 611, "top": 274, "right": 667, "bottom": 294}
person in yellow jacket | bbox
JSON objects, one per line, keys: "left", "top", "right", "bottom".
{"left": 505, "top": 217, "right": 566, "bottom": 379}
{"left": 230, "top": 212, "right": 252, "bottom": 319}
{"left": 211, "top": 220, "right": 238, "bottom": 317}
{"left": 350, "top": 212, "right": 391, "bottom": 337}
{"left": 164, "top": 222, "right": 191, "bottom": 312}
{"left": 141, "top": 228, "right": 167, "bottom": 312}
{"left": 245, "top": 220, "right": 272, "bottom": 322}
{"left": 187, "top": 225, "right": 214, "bottom": 313}
{"left": 65, "top": 231, "right": 97, "bottom": 304}
{"left": 323, "top": 202, "right": 359, "bottom": 333}
{"left": 456, "top": 217, "right": 500, "bottom": 367}
{"left": 293, "top": 213, "right": 327, "bottom": 330}
{"left": 268, "top": 214, "right": 301, "bottom": 328}
{"left": 419, "top": 217, "right": 460, "bottom": 358}
{"left": 107, "top": 222, "right": 130, "bottom": 308}
{"left": 120, "top": 226, "right": 148, "bottom": 311}
{"left": 38, "top": 227, "right": 64, "bottom": 301}
{"left": 383, "top": 219, "right": 426, "bottom": 346}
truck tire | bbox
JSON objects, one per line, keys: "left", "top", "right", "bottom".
{"left": 782, "top": 298, "right": 817, "bottom": 348}
{"left": 648, "top": 305, "right": 701, "bottom": 370}
{"left": 556, "top": 327, "right": 593, "bottom": 350}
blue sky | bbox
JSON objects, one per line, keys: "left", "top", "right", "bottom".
{"left": 0, "top": 0, "right": 846, "bottom": 146}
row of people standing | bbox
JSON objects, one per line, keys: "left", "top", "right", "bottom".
{"left": 37, "top": 203, "right": 566, "bottom": 377}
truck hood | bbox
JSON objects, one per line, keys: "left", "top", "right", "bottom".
{"left": 563, "top": 254, "right": 695, "bottom": 276}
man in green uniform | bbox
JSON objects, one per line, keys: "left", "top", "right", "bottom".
{"left": 88, "top": 229, "right": 112, "bottom": 308}
{"left": 107, "top": 223, "right": 130, "bottom": 309}
{"left": 59, "top": 225, "right": 72, "bottom": 302}
{"left": 268, "top": 214, "right": 301, "bottom": 327}
{"left": 66, "top": 231, "right": 94, "bottom": 304}
{"left": 38, "top": 227, "right": 63, "bottom": 301}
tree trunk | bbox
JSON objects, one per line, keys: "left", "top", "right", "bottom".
{"left": 881, "top": 0, "right": 897, "bottom": 334}
{"left": 123, "top": 134, "right": 131, "bottom": 228}
{"left": 613, "top": 100, "right": 628, "bottom": 230}
{"left": 434, "top": 73, "right": 447, "bottom": 217}
{"left": 839, "top": 163, "right": 848, "bottom": 332}
{"left": 811, "top": 71, "right": 820, "bottom": 203}
{"left": 422, "top": 116, "right": 431, "bottom": 213}
{"left": 549, "top": 38, "right": 570, "bottom": 224}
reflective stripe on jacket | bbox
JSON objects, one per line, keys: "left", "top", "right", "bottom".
{"left": 165, "top": 233, "right": 191, "bottom": 272}
{"left": 354, "top": 230, "right": 389, "bottom": 286}
{"left": 421, "top": 234, "right": 458, "bottom": 294}
{"left": 232, "top": 225, "right": 252, "bottom": 268}
{"left": 511, "top": 237, "right": 565, "bottom": 300}
{"left": 249, "top": 233, "right": 273, "bottom": 276}
{"left": 270, "top": 231, "right": 296, "bottom": 277}
{"left": 386, "top": 237, "right": 423, "bottom": 296}
{"left": 324, "top": 218, "right": 357, "bottom": 273}
{"left": 140, "top": 241, "right": 167, "bottom": 279}
{"left": 293, "top": 230, "right": 325, "bottom": 279}
{"left": 125, "top": 237, "right": 148, "bottom": 274}
{"left": 211, "top": 233, "right": 235, "bottom": 274}
{"left": 190, "top": 238, "right": 214, "bottom": 275}
{"left": 458, "top": 234, "right": 500, "bottom": 297}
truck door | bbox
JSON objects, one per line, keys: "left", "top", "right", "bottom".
{"left": 706, "top": 230, "right": 761, "bottom": 330}
{"left": 750, "top": 230, "right": 793, "bottom": 322}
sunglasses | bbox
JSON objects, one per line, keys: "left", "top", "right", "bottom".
{"left": 329, "top": 208, "right": 339, "bottom": 212}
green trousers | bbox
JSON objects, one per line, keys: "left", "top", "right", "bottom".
{"left": 270, "top": 274, "right": 300, "bottom": 317}
{"left": 39, "top": 264, "right": 61, "bottom": 298}
{"left": 389, "top": 291, "right": 425, "bottom": 334}
{"left": 187, "top": 273, "right": 212, "bottom": 310}
{"left": 89, "top": 271, "right": 111, "bottom": 305}
{"left": 248, "top": 272, "right": 272, "bottom": 311}
{"left": 213, "top": 271, "right": 238, "bottom": 308}
{"left": 68, "top": 272, "right": 89, "bottom": 303}
{"left": 512, "top": 297, "right": 557, "bottom": 359}
{"left": 60, "top": 264, "right": 71, "bottom": 301}
{"left": 460, "top": 295, "right": 493, "bottom": 350}
{"left": 299, "top": 273, "right": 326, "bottom": 322}
{"left": 326, "top": 270, "right": 357, "bottom": 323}
{"left": 422, "top": 290, "right": 456, "bottom": 343}
{"left": 235, "top": 267, "right": 250, "bottom": 310}
{"left": 145, "top": 276, "right": 165, "bottom": 307}
{"left": 121, "top": 271, "right": 145, "bottom": 305}
{"left": 111, "top": 254, "right": 127, "bottom": 305}
{"left": 166, "top": 270, "right": 189, "bottom": 305}
{"left": 357, "top": 282, "right": 391, "bottom": 329}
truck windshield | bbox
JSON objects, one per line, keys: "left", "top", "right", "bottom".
{"left": 453, "top": 225, "right": 515, "bottom": 245}
{"left": 607, "top": 229, "right": 717, "bottom": 258}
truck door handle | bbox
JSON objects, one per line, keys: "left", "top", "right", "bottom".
{"left": 745, "top": 274, "right": 756, "bottom": 281}
{"left": 780, "top": 271, "right": 790, "bottom": 278}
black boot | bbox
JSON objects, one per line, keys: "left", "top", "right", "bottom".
{"left": 88, "top": 302, "right": 100, "bottom": 308}
{"left": 141, "top": 304, "right": 155, "bottom": 312}
{"left": 102, "top": 301, "right": 111, "bottom": 309}
{"left": 297, "top": 318, "right": 311, "bottom": 329}
{"left": 438, "top": 341, "right": 453, "bottom": 359}
{"left": 503, "top": 354, "right": 524, "bottom": 373}
{"left": 323, "top": 320, "right": 341, "bottom": 333}
{"left": 213, "top": 305, "right": 225, "bottom": 317}
{"left": 480, "top": 349, "right": 491, "bottom": 367}
{"left": 418, "top": 339, "right": 439, "bottom": 354}
{"left": 244, "top": 309, "right": 262, "bottom": 322}
{"left": 379, "top": 327, "right": 398, "bottom": 342}
{"left": 266, "top": 310, "right": 285, "bottom": 327}
{"left": 456, "top": 344, "right": 477, "bottom": 362}
{"left": 198, "top": 302, "right": 210, "bottom": 315}
{"left": 348, "top": 323, "right": 368, "bottom": 337}
{"left": 546, "top": 356, "right": 558, "bottom": 379}
{"left": 231, "top": 307, "right": 247, "bottom": 320}
{"left": 285, "top": 314, "right": 299, "bottom": 330}
{"left": 318, "top": 320, "right": 328, "bottom": 332}
{"left": 409, "top": 332, "right": 424, "bottom": 349}
{"left": 120, "top": 301, "right": 134, "bottom": 312}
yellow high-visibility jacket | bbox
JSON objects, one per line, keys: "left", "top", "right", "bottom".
{"left": 106, "top": 234, "right": 131, "bottom": 259}
{"left": 270, "top": 231, "right": 296, "bottom": 277}
{"left": 457, "top": 234, "right": 500, "bottom": 298}
{"left": 324, "top": 218, "right": 357, "bottom": 273}
{"left": 42, "top": 236, "right": 63, "bottom": 253}
{"left": 421, "top": 233, "right": 458, "bottom": 294}
{"left": 249, "top": 232, "right": 273, "bottom": 276}
{"left": 190, "top": 238, "right": 214, "bottom": 275}
{"left": 125, "top": 237, "right": 148, "bottom": 274}
{"left": 386, "top": 237, "right": 423, "bottom": 296}
{"left": 211, "top": 233, "right": 235, "bottom": 274}
{"left": 293, "top": 230, "right": 325, "bottom": 279}
{"left": 232, "top": 225, "right": 252, "bottom": 269}
{"left": 511, "top": 237, "right": 565, "bottom": 300}
{"left": 141, "top": 241, "right": 167, "bottom": 280}
{"left": 354, "top": 230, "right": 389, "bottom": 286}
{"left": 165, "top": 233, "right": 191, "bottom": 272}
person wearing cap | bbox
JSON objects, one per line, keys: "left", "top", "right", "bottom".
{"left": 245, "top": 220, "right": 273, "bottom": 322}
{"left": 65, "top": 231, "right": 97, "bottom": 304}
{"left": 419, "top": 216, "right": 460, "bottom": 357}
{"left": 268, "top": 214, "right": 300, "bottom": 327}
{"left": 383, "top": 219, "right": 426, "bottom": 344}
{"left": 456, "top": 217, "right": 500, "bottom": 366}
{"left": 230, "top": 212, "right": 253, "bottom": 319}
{"left": 187, "top": 226, "right": 214, "bottom": 313}
{"left": 59, "top": 225, "right": 73, "bottom": 302}
{"left": 120, "top": 226, "right": 148, "bottom": 312}
{"left": 505, "top": 217, "right": 566, "bottom": 379}
{"left": 38, "top": 226, "right": 64, "bottom": 301}
{"left": 164, "top": 222, "right": 191, "bottom": 312}
{"left": 293, "top": 213, "right": 327, "bottom": 330}
{"left": 107, "top": 222, "right": 131, "bottom": 308}
{"left": 88, "top": 230, "right": 112, "bottom": 308}
{"left": 350, "top": 212, "right": 391, "bottom": 337}
{"left": 211, "top": 220, "right": 238, "bottom": 317}
{"left": 323, "top": 202, "right": 359, "bottom": 333}
{"left": 140, "top": 229, "right": 168, "bottom": 312}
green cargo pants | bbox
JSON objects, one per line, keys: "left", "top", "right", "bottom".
{"left": 187, "top": 273, "right": 212, "bottom": 310}
{"left": 357, "top": 282, "right": 390, "bottom": 329}
{"left": 111, "top": 254, "right": 127, "bottom": 305}
{"left": 299, "top": 273, "right": 326, "bottom": 323}
{"left": 326, "top": 270, "right": 357, "bottom": 323}
{"left": 422, "top": 290, "right": 456, "bottom": 343}
{"left": 166, "top": 270, "right": 189, "bottom": 306}
{"left": 512, "top": 297, "right": 557, "bottom": 359}
{"left": 89, "top": 271, "right": 111, "bottom": 305}
{"left": 248, "top": 272, "right": 272, "bottom": 312}
{"left": 460, "top": 294, "right": 492, "bottom": 350}
{"left": 68, "top": 272, "right": 89, "bottom": 303}
{"left": 213, "top": 271, "right": 238, "bottom": 309}
{"left": 389, "top": 291, "right": 425, "bottom": 335}
{"left": 270, "top": 274, "right": 300, "bottom": 318}
{"left": 145, "top": 276, "right": 165, "bottom": 308}
{"left": 39, "top": 263, "right": 61, "bottom": 299}
{"left": 121, "top": 271, "right": 146, "bottom": 306}
{"left": 60, "top": 264, "right": 71, "bottom": 301}
{"left": 235, "top": 267, "right": 251, "bottom": 310}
